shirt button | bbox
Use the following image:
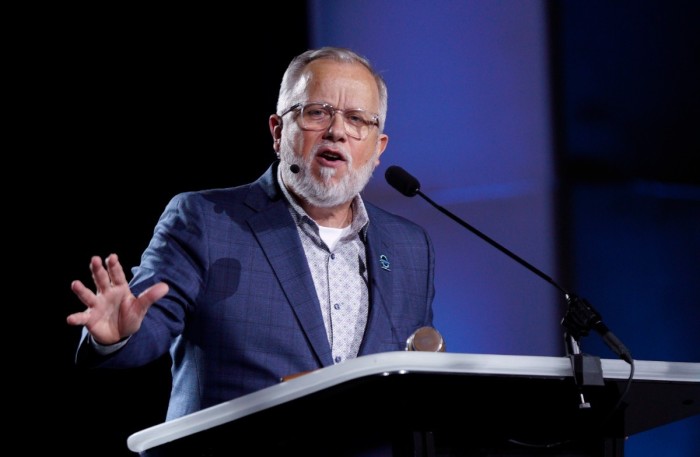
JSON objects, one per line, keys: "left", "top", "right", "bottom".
{"left": 330, "top": 253, "right": 336, "bottom": 260}
{"left": 334, "top": 303, "right": 341, "bottom": 310}
{"left": 334, "top": 356, "right": 342, "bottom": 363}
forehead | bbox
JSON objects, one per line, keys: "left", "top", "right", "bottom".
{"left": 295, "top": 60, "right": 379, "bottom": 110}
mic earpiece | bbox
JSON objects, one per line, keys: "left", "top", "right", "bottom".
{"left": 290, "top": 164, "right": 300, "bottom": 174}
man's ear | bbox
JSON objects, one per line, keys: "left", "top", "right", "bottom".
{"left": 374, "top": 133, "right": 389, "bottom": 166}
{"left": 269, "top": 115, "right": 283, "bottom": 151}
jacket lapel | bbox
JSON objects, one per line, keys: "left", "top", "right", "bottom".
{"left": 358, "top": 217, "right": 396, "bottom": 355}
{"left": 245, "top": 165, "right": 334, "bottom": 366}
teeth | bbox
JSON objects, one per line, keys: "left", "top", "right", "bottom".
{"left": 321, "top": 152, "right": 341, "bottom": 160}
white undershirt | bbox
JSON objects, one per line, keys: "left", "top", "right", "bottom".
{"left": 318, "top": 225, "right": 351, "bottom": 251}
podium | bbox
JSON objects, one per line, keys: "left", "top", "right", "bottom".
{"left": 128, "top": 352, "right": 700, "bottom": 456}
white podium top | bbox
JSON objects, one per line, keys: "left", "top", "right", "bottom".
{"left": 128, "top": 351, "right": 700, "bottom": 453}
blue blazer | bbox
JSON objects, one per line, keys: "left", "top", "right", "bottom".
{"left": 77, "top": 162, "right": 436, "bottom": 420}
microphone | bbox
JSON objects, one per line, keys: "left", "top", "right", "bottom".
{"left": 406, "top": 326, "right": 446, "bottom": 352}
{"left": 385, "top": 165, "right": 420, "bottom": 196}
{"left": 384, "top": 165, "right": 632, "bottom": 365}
{"left": 289, "top": 164, "right": 300, "bottom": 174}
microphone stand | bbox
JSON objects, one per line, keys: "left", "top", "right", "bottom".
{"left": 412, "top": 188, "right": 606, "bottom": 402}
{"left": 385, "top": 165, "right": 634, "bottom": 409}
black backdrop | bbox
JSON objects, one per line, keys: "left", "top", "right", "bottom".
{"left": 37, "top": 4, "right": 309, "bottom": 456}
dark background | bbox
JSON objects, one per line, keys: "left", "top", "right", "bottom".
{"left": 35, "top": 4, "right": 309, "bottom": 456}
{"left": 25, "top": 1, "right": 698, "bottom": 456}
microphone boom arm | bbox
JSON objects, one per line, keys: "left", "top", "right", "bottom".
{"left": 416, "top": 189, "right": 568, "bottom": 296}
{"left": 385, "top": 165, "right": 632, "bottom": 365}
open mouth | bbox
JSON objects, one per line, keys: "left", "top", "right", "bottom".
{"left": 317, "top": 150, "right": 346, "bottom": 164}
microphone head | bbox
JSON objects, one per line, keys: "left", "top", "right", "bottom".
{"left": 289, "top": 164, "right": 300, "bottom": 174}
{"left": 385, "top": 165, "right": 420, "bottom": 197}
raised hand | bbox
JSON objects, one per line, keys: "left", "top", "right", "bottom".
{"left": 67, "top": 253, "right": 169, "bottom": 345}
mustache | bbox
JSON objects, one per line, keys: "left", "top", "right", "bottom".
{"left": 311, "top": 143, "right": 350, "bottom": 164}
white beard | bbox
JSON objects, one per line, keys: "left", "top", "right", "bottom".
{"left": 279, "top": 140, "right": 378, "bottom": 208}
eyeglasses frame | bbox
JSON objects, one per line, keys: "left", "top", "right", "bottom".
{"left": 279, "top": 102, "right": 380, "bottom": 140}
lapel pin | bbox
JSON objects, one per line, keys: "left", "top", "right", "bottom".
{"left": 379, "top": 254, "right": 391, "bottom": 271}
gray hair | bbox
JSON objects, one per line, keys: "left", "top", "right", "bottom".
{"left": 276, "top": 47, "right": 388, "bottom": 132}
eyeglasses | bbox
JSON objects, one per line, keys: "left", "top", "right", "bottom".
{"left": 280, "top": 102, "right": 380, "bottom": 141}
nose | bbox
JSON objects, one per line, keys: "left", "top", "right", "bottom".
{"left": 324, "top": 111, "right": 348, "bottom": 140}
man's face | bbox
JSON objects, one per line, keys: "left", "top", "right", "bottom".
{"left": 276, "top": 60, "right": 389, "bottom": 207}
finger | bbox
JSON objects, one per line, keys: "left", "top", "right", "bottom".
{"left": 90, "top": 255, "right": 112, "bottom": 292}
{"left": 66, "top": 309, "right": 91, "bottom": 326}
{"left": 141, "top": 282, "right": 169, "bottom": 303}
{"left": 106, "top": 253, "right": 129, "bottom": 287}
{"left": 67, "top": 280, "right": 95, "bottom": 326}
{"left": 70, "top": 280, "right": 97, "bottom": 308}
{"left": 122, "top": 283, "right": 168, "bottom": 326}
{"left": 135, "top": 282, "right": 169, "bottom": 312}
